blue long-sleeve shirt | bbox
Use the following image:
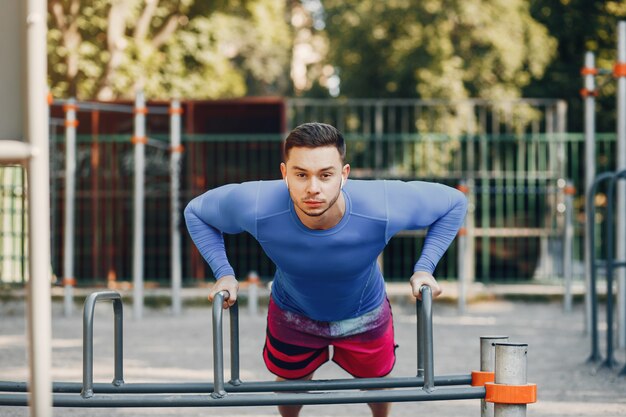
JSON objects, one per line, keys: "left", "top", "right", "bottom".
{"left": 184, "top": 179, "right": 467, "bottom": 322}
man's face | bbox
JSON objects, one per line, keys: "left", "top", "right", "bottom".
{"left": 281, "top": 146, "right": 350, "bottom": 222}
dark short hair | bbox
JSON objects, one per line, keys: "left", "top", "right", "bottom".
{"left": 283, "top": 122, "right": 346, "bottom": 162}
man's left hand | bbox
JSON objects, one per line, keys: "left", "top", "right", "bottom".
{"left": 409, "top": 271, "right": 442, "bottom": 300}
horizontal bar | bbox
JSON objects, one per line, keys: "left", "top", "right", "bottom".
{"left": 0, "top": 140, "right": 33, "bottom": 162}
{"left": 0, "top": 375, "right": 471, "bottom": 394}
{"left": 398, "top": 228, "right": 558, "bottom": 238}
{"left": 0, "top": 386, "right": 485, "bottom": 408}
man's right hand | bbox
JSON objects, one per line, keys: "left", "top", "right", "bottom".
{"left": 208, "top": 275, "right": 239, "bottom": 309}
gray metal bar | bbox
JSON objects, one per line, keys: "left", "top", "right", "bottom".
{"left": 63, "top": 98, "right": 77, "bottom": 317}
{"left": 0, "top": 375, "right": 472, "bottom": 394}
{"left": 229, "top": 301, "right": 241, "bottom": 385}
{"left": 563, "top": 182, "right": 574, "bottom": 313}
{"left": 212, "top": 291, "right": 228, "bottom": 398}
{"left": 584, "top": 51, "right": 597, "bottom": 337}
{"left": 604, "top": 174, "right": 620, "bottom": 367}
{"left": 170, "top": 100, "right": 183, "bottom": 316}
{"left": 416, "top": 297, "right": 424, "bottom": 377}
{"left": 493, "top": 343, "right": 528, "bottom": 417}
{"left": 82, "top": 291, "right": 124, "bottom": 398}
{"left": 617, "top": 21, "right": 626, "bottom": 350}
{"left": 0, "top": 386, "right": 486, "bottom": 408}
{"left": 420, "top": 286, "right": 435, "bottom": 392}
{"left": 587, "top": 172, "right": 615, "bottom": 363}
{"left": 132, "top": 91, "right": 146, "bottom": 320}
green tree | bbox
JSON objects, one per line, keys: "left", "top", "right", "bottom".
{"left": 48, "top": 0, "right": 291, "bottom": 100}
{"left": 525, "top": 0, "right": 626, "bottom": 132}
{"left": 319, "top": 0, "right": 556, "bottom": 101}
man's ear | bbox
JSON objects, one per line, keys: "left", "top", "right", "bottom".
{"left": 280, "top": 162, "right": 288, "bottom": 187}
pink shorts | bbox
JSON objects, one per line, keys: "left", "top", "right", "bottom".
{"left": 263, "top": 298, "right": 397, "bottom": 379}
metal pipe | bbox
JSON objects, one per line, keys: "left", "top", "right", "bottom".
{"left": 584, "top": 51, "right": 597, "bottom": 336}
{"left": 0, "top": 386, "right": 486, "bottom": 408}
{"left": 604, "top": 174, "right": 619, "bottom": 368}
{"left": 82, "top": 291, "right": 124, "bottom": 398}
{"left": 479, "top": 336, "right": 508, "bottom": 417}
{"left": 170, "top": 99, "right": 183, "bottom": 316}
{"left": 63, "top": 98, "right": 77, "bottom": 317}
{"left": 132, "top": 91, "right": 146, "bottom": 320}
{"left": 229, "top": 301, "right": 241, "bottom": 385}
{"left": 494, "top": 343, "right": 528, "bottom": 417}
{"left": 587, "top": 172, "right": 614, "bottom": 363}
{"left": 24, "top": 0, "right": 53, "bottom": 415}
{"left": 212, "top": 291, "right": 228, "bottom": 398}
{"left": 617, "top": 21, "right": 626, "bottom": 350}
{"left": 0, "top": 374, "right": 472, "bottom": 394}
{"left": 416, "top": 297, "right": 424, "bottom": 377}
{"left": 420, "top": 286, "right": 435, "bottom": 392}
{"left": 563, "top": 181, "right": 575, "bottom": 313}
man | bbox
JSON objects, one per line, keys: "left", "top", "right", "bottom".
{"left": 184, "top": 122, "right": 467, "bottom": 417}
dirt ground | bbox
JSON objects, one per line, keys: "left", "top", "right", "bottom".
{"left": 1, "top": 297, "right": 626, "bottom": 417}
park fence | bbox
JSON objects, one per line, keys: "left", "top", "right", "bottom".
{"left": 2, "top": 97, "right": 609, "bottom": 287}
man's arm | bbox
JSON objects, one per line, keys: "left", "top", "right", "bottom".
{"left": 184, "top": 183, "right": 258, "bottom": 308}
{"left": 385, "top": 181, "right": 468, "bottom": 298}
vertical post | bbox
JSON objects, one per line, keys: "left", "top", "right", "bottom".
{"left": 212, "top": 291, "right": 227, "bottom": 398}
{"left": 24, "top": 0, "right": 53, "bottom": 415}
{"left": 583, "top": 51, "right": 597, "bottom": 335}
{"left": 63, "top": 98, "right": 77, "bottom": 317}
{"left": 480, "top": 336, "right": 509, "bottom": 417}
{"left": 229, "top": 302, "right": 241, "bottom": 386}
{"left": 616, "top": 21, "right": 626, "bottom": 349}
{"left": 494, "top": 343, "right": 529, "bottom": 417}
{"left": 416, "top": 296, "right": 424, "bottom": 377}
{"left": 133, "top": 91, "right": 146, "bottom": 320}
{"left": 170, "top": 100, "right": 183, "bottom": 316}
{"left": 420, "top": 286, "right": 434, "bottom": 392}
{"left": 563, "top": 182, "right": 575, "bottom": 313}
{"left": 457, "top": 182, "right": 469, "bottom": 314}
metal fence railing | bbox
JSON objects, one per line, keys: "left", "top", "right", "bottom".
{"left": 1, "top": 132, "right": 612, "bottom": 285}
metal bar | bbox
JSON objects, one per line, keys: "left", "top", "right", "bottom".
{"left": 563, "top": 181, "right": 574, "bottom": 313}
{"left": 63, "top": 98, "right": 77, "bottom": 317}
{"left": 617, "top": 21, "right": 626, "bottom": 350}
{"left": 132, "top": 91, "right": 146, "bottom": 320}
{"left": 0, "top": 375, "right": 472, "bottom": 394}
{"left": 587, "top": 172, "right": 614, "bottom": 363}
{"left": 229, "top": 301, "right": 241, "bottom": 385}
{"left": 480, "top": 336, "right": 508, "bottom": 417}
{"left": 416, "top": 297, "right": 424, "bottom": 377}
{"left": 493, "top": 343, "right": 528, "bottom": 417}
{"left": 420, "top": 286, "right": 434, "bottom": 392}
{"left": 0, "top": 141, "right": 34, "bottom": 162}
{"left": 212, "top": 291, "right": 228, "bottom": 398}
{"left": 24, "top": 0, "right": 53, "bottom": 415}
{"left": 82, "top": 291, "right": 124, "bottom": 398}
{"left": 604, "top": 174, "right": 619, "bottom": 367}
{"left": 0, "top": 386, "right": 486, "bottom": 408}
{"left": 170, "top": 100, "right": 183, "bottom": 316}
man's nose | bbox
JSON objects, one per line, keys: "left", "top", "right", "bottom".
{"left": 307, "top": 177, "right": 321, "bottom": 193}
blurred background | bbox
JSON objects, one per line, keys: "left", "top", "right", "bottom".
{"left": 2, "top": 0, "right": 626, "bottom": 288}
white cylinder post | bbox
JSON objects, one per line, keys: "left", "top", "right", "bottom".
{"left": 457, "top": 182, "right": 469, "bottom": 314}
{"left": 617, "top": 21, "right": 626, "bottom": 349}
{"left": 25, "top": 0, "right": 53, "bottom": 414}
{"left": 494, "top": 343, "right": 529, "bottom": 417}
{"left": 170, "top": 100, "right": 183, "bottom": 316}
{"left": 583, "top": 51, "right": 596, "bottom": 335}
{"left": 133, "top": 91, "right": 146, "bottom": 320}
{"left": 63, "top": 98, "right": 77, "bottom": 317}
{"left": 480, "top": 336, "right": 508, "bottom": 417}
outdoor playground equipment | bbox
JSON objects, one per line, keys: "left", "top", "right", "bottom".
{"left": 0, "top": 287, "right": 537, "bottom": 416}
{"left": 582, "top": 20, "right": 626, "bottom": 375}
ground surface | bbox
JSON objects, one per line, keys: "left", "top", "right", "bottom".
{"left": 1, "top": 296, "right": 625, "bottom": 417}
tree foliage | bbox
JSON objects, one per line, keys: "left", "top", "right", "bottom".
{"left": 48, "top": 0, "right": 291, "bottom": 100}
{"left": 525, "top": 0, "right": 626, "bottom": 132}
{"left": 319, "top": 0, "right": 557, "bottom": 100}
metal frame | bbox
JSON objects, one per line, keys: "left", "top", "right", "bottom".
{"left": 0, "top": 287, "right": 490, "bottom": 408}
